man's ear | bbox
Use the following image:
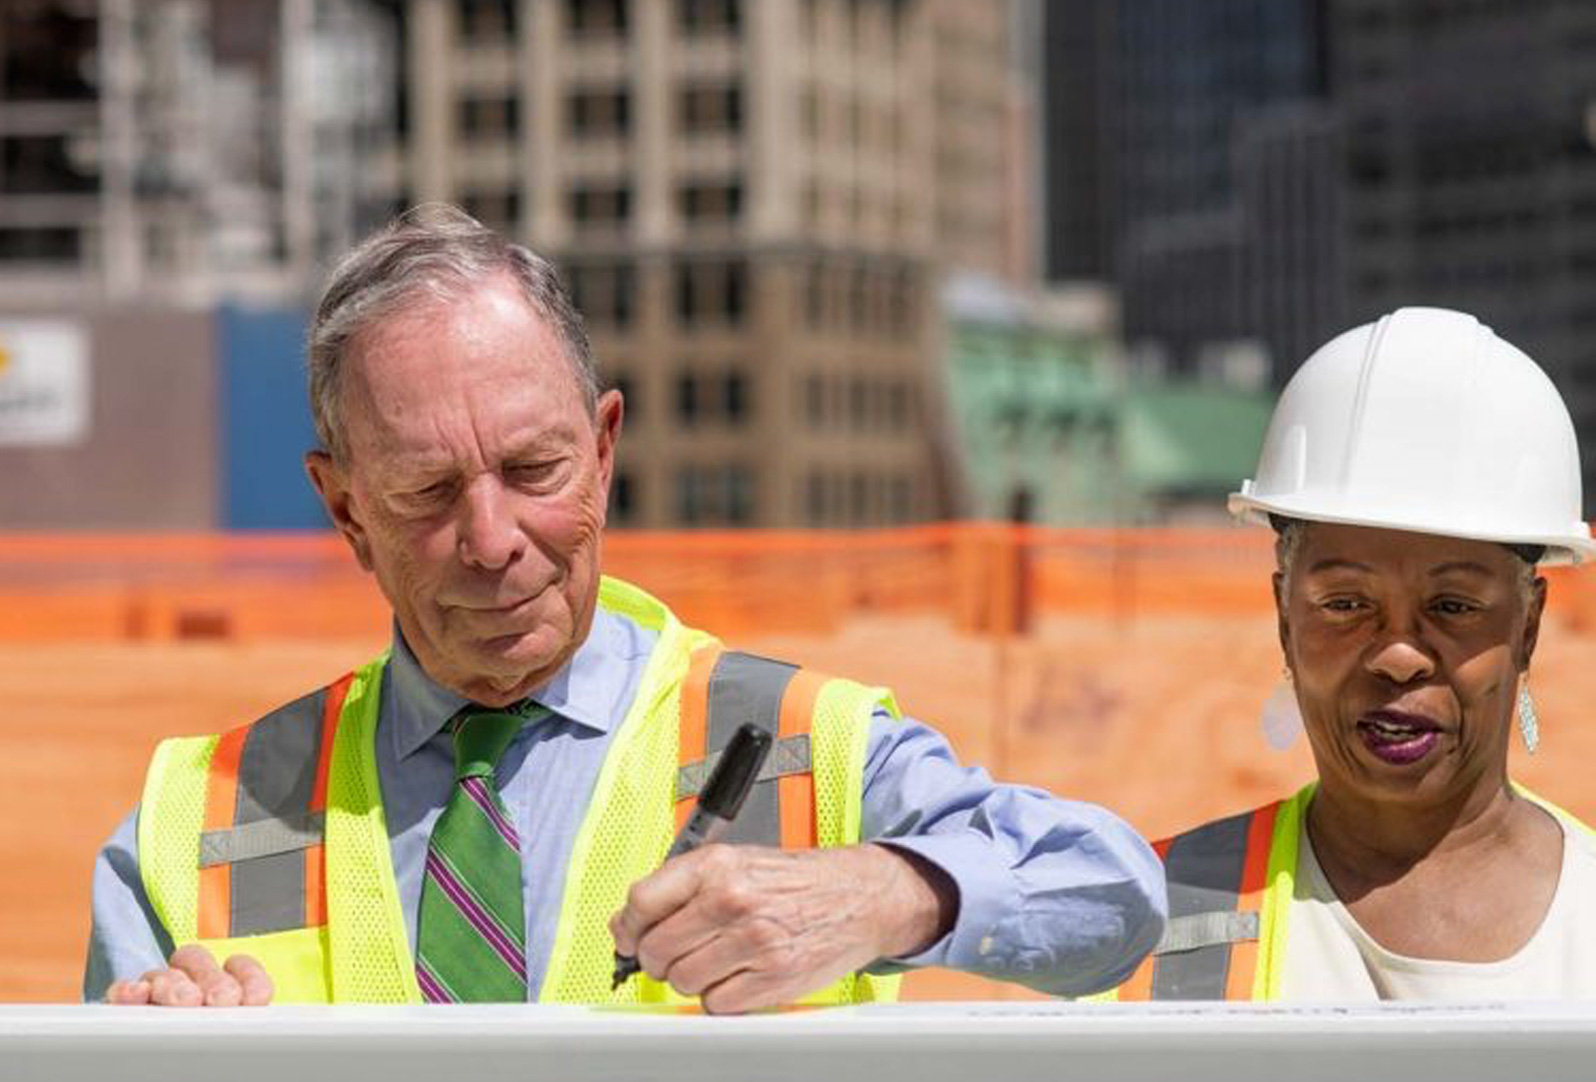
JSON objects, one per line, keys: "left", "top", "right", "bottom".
{"left": 592, "top": 388, "right": 625, "bottom": 507}
{"left": 306, "top": 451, "right": 373, "bottom": 571}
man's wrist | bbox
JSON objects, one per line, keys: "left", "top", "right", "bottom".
{"left": 866, "top": 842, "right": 959, "bottom": 959}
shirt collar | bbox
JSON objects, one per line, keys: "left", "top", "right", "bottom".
{"left": 386, "top": 608, "right": 638, "bottom": 761}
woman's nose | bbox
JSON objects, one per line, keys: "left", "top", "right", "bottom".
{"left": 1365, "top": 630, "right": 1437, "bottom": 686}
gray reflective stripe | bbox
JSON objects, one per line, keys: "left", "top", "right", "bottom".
{"left": 199, "top": 811, "right": 326, "bottom": 868}
{"left": 1153, "top": 910, "right": 1260, "bottom": 956}
{"left": 703, "top": 651, "right": 797, "bottom": 847}
{"left": 227, "top": 688, "right": 328, "bottom": 937}
{"left": 676, "top": 734, "right": 812, "bottom": 801}
{"left": 1150, "top": 809, "right": 1254, "bottom": 999}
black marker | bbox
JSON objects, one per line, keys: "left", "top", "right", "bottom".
{"left": 611, "top": 722, "right": 774, "bottom": 990}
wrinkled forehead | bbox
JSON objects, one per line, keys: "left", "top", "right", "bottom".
{"left": 1290, "top": 521, "right": 1525, "bottom": 583}
{"left": 338, "top": 284, "right": 589, "bottom": 462}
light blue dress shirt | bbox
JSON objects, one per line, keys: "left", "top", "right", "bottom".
{"left": 84, "top": 606, "right": 1165, "bottom": 1000}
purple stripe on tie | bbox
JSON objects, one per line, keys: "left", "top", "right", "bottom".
{"left": 416, "top": 958, "right": 454, "bottom": 1003}
{"left": 460, "top": 775, "right": 521, "bottom": 850}
{"left": 425, "top": 849, "right": 528, "bottom": 981}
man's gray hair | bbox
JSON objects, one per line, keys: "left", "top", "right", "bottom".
{"left": 308, "top": 203, "right": 597, "bottom": 463}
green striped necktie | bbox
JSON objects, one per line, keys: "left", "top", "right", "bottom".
{"left": 415, "top": 702, "right": 545, "bottom": 1002}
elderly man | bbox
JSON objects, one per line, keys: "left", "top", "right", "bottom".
{"left": 85, "top": 205, "right": 1164, "bottom": 1011}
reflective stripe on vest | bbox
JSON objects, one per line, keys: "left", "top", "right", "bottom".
{"left": 1116, "top": 801, "right": 1280, "bottom": 1001}
{"left": 674, "top": 645, "right": 819, "bottom": 850}
{"left": 195, "top": 673, "right": 352, "bottom": 939}
{"left": 190, "top": 654, "right": 826, "bottom": 940}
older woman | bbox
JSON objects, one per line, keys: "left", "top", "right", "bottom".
{"left": 1111, "top": 307, "right": 1596, "bottom": 1000}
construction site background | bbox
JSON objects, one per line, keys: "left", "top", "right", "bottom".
{"left": 5, "top": 522, "right": 1594, "bottom": 1003}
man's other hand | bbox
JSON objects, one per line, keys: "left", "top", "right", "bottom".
{"left": 105, "top": 945, "right": 274, "bottom": 1006}
{"left": 609, "top": 842, "right": 956, "bottom": 1014}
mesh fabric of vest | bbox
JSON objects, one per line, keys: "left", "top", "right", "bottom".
{"left": 324, "top": 655, "right": 420, "bottom": 1002}
{"left": 138, "top": 733, "right": 221, "bottom": 942}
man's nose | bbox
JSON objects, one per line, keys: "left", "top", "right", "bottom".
{"left": 1365, "top": 612, "right": 1437, "bottom": 686}
{"left": 456, "top": 476, "right": 525, "bottom": 570}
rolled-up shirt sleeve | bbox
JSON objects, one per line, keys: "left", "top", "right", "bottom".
{"left": 860, "top": 709, "right": 1166, "bottom": 997}
{"left": 83, "top": 808, "right": 173, "bottom": 1002}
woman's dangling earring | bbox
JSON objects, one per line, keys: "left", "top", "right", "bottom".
{"left": 1260, "top": 668, "right": 1303, "bottom": 751}
{"left": 1518, "top": 679, "right": 1540, "bottom": 755}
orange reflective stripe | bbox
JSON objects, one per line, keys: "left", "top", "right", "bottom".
{"left": 309, "top": 674, "right": 350, "bottom": 813}
{"left": 1222, "top": 801, "right": 1279, "bottom": 1001}
{"left": 1114, "top": 836, "right": 1174, "bottom": 1001}
{"left": 775, "top": 669, "right": 823, "bottom": 850}
{"left": 302, "top": 673, "right": 354, "bottom": 929}
{"left": 198, "top": 724, "right": 249, "bottom": 939}
{"left": 1115, "top": 955, "right": 1156, "bottom": 1001}
{"left": 674, "top": 644, "right": 724, "bottom": 832}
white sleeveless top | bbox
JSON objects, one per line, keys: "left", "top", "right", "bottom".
{"left": 1281, "top": 813, "right": 1596, "bottom": 1000}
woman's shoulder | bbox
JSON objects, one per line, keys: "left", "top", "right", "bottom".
{"left": 1155, "top": 784, "right": 1315, "bottom": 850}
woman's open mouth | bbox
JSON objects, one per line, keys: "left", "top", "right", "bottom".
{"left": 1356, "top": 711, "right": 1443, "bottom": 766}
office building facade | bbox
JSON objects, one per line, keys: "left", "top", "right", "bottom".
{"left": 378, "top": 0, "right": 1023, "bottom": 528}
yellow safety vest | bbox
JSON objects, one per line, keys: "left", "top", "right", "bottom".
{"left": 134, "top": 576, "right": 902, "bottom": 1005}
{"left": 1105, "top": 781, "right": 1592, "bottom": 1001}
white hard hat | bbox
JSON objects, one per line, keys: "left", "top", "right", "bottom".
{"left": 1229, "top": 306, "right": 1596, "bottom": 565}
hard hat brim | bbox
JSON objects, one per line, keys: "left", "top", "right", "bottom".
{"left": 1228, "top": 489, "right": 1596, "bottom": 567}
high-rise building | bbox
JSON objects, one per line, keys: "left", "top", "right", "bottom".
{"left": 0, "top": 0, "right": 393, "bottom": 308}
{"left": 1042, "top": 0, "right": 1335, "bottom": 380}
{"left": 1331, "top": 0, "right": 1596, "bottom": 498}
{"left": 376, "top": 0, "right": 1023, "bottom": 528}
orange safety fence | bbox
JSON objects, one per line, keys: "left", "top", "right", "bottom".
{"left": 5, "top": 524, "right": 1596, "bottom": 1003}
{"left": 5, "top": 523, "right": 1595, "bottom": 641}
{"left": 0, "top": 523, "right": 1301, "bottom": 642}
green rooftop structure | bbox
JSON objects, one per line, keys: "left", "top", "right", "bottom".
{"left": 940, "top": 275, "right": 1272, "bottom": 525}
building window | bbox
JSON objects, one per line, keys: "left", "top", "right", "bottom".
{"left": 458, "top": 0, "right": 516, "bottom": 42}
{"left": 458, "top": 95, "right": 519, "bottom": 140}
{"left": 568, "top": 184, "right": 633, "bottom": 228}
{"left": 804, "top": 374, "right": 824, "bottom": 428}
{"left": 849, "top": 473, "right": 869, "bottom": 523}
{"left": 676, "top": 464, "right": 755, "bottom": 525}
{"left": 460, "top": 189, "right": 520, "bottom": 235}
{"left": 678, "top": 181, "right": 743, "bottom": 223}
{"left": 567, "top": 89, "right": 631, "bottom": 138}
{"left": 0, "top": 226, "right": 79, "bottom": 263}
{"left": 887, "top": 381, "right": 909, "bottom": 431}
{"left": 806, "top": 470, "right": 827, "bottom": 523}
{"left": 610, "top": 470, "right": 638, "bottom": 524}
{"left": 567, "top": 0, "right": 629, "bottom": 36}
{"left": 890, "top": 476, "right": 913, "bottom": 523}
{"left": 565, "top": 261, "right": 637, "bottom": 328}
{"left": 675, "top": 369, "right": 750, "bottom": 427}
{"left": 679, "top": 83, "right": 743, "bottom": 134}
{"left": 675, "top": 373, "right": 700, "bottom": 427}
{"left": 677, "top": 0, "right": 741, "bottom": 34}
{"left": 723, "top": 372, "right": 748, "bottom": 422}
{"left": 804, "top": 261, "right": 827, "bottom": 328}
{"left": 675, "top": 259, "right": 748, "bottom": 326}
{"left": 849, "top": 377, "right": 868, "bottom": 431}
